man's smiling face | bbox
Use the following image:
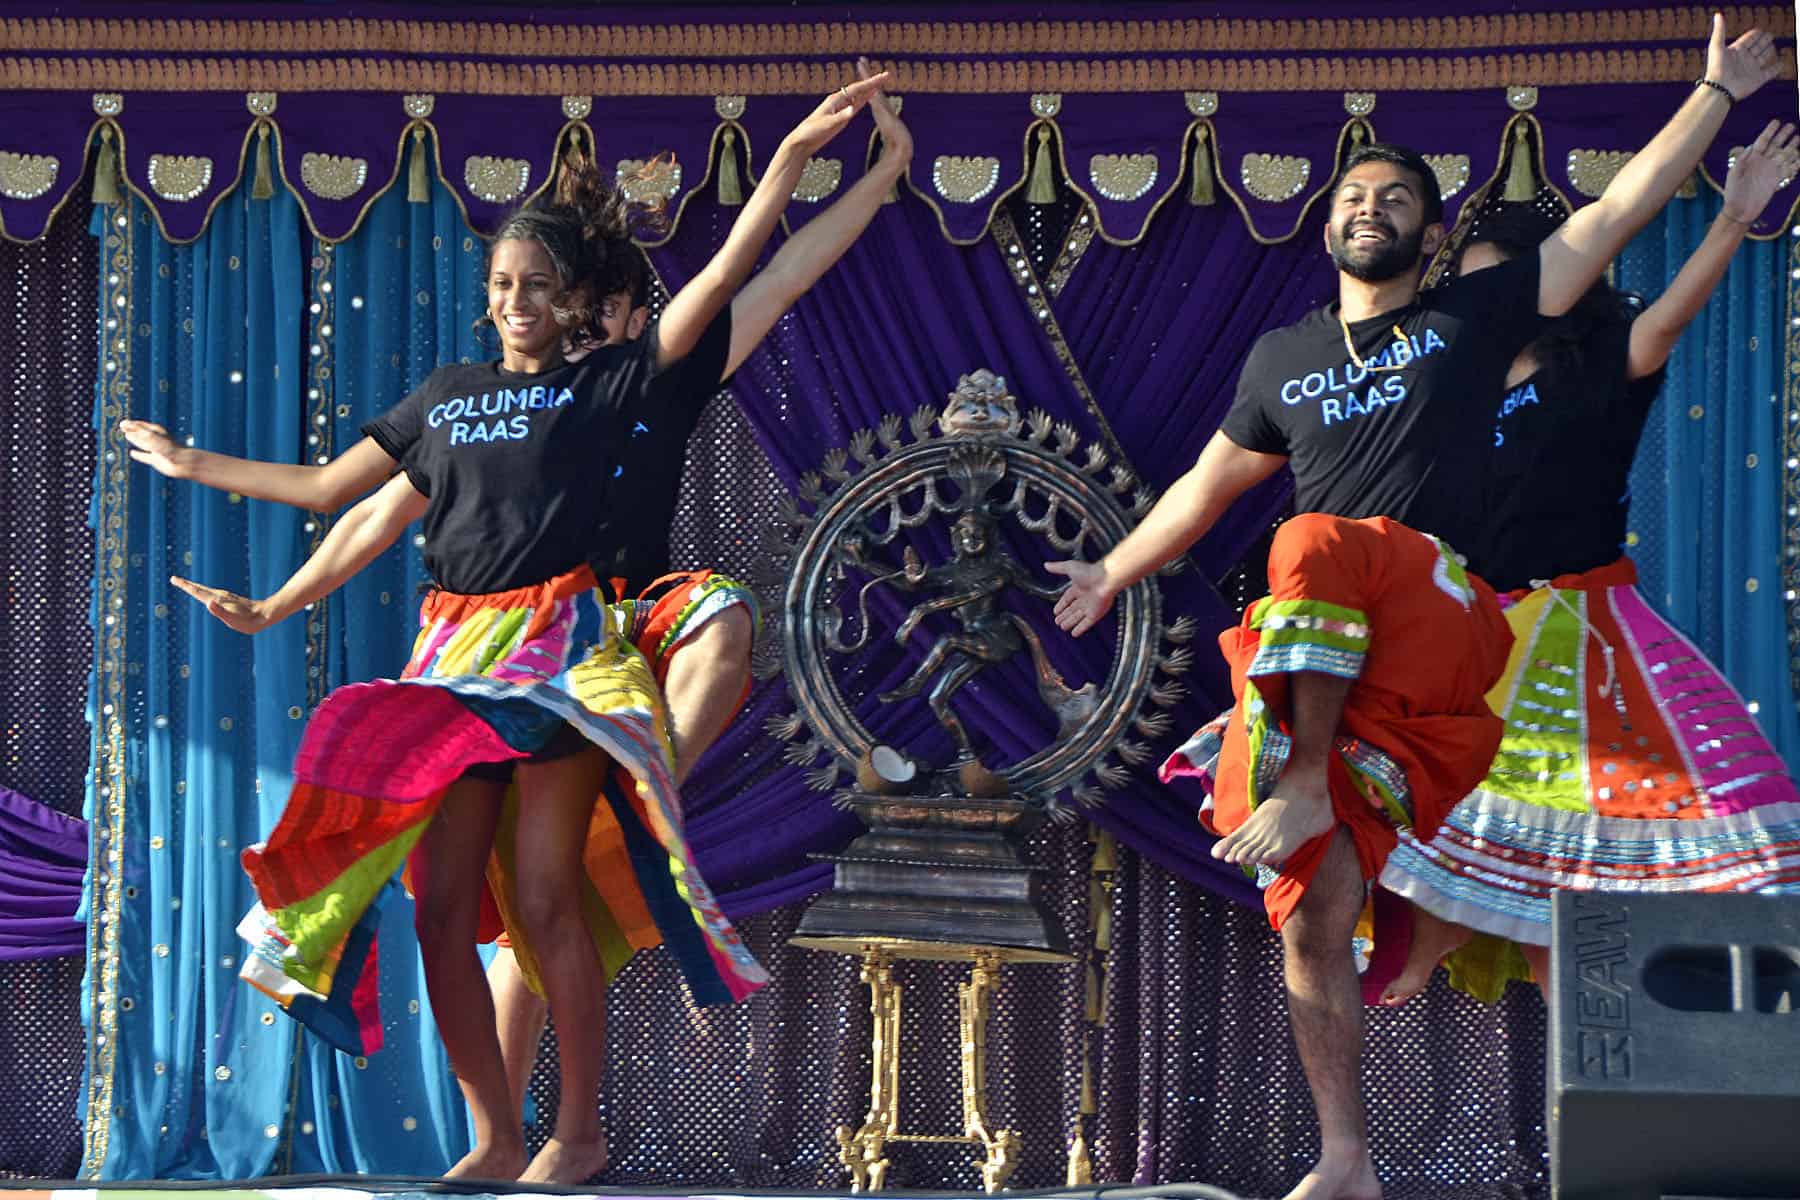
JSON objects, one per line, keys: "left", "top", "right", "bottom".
{"left": 1325, "top": 161, "right": 1435, "bottom": 283}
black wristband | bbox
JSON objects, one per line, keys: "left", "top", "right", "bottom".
{"left": 1694, "top": 77, "right": 1736, "bottom": 104}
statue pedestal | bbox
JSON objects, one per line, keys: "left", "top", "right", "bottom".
{"left": 793, "top": 792, "right": 1068, "bottom": 953}
{"left": 789, "top": 937, "right": 1071, "bottom": 1194}
{"left": 794, "top": 793, "right": 1073, "bottom": 1192}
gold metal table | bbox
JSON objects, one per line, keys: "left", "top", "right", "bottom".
{"left": 792, "top": 935, "right": 1073, "bottom": 1195}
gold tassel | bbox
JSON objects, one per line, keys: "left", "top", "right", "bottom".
{"left": 717, "top": 127, "right": 743, "bottom": 207}
{"left": 1188, "top": 126, "right": 1215, "bottom": 206}
{"left": 1350, "top": 121, "right": 1368, "bottom": 148}
{"left": 1079, "top": 1050, "right": 1096, "bottom": 1115}
{"left": 407, "top": 126, "right": 429, "bottom": 204}
{"left": 1502, "top": 121, "right": 1536, "bottom": 202}
{"left": 251, "top": 123, "right": 275, "bottom": 201}
{"left": 92, "top": 125, "right": 120, "bottom": 206}
{"left": 1084, "top": 962, "right": 1101, "bottom": 1022}
{"left": 1026, "top": 125, "right": 1057, "bottom": 205}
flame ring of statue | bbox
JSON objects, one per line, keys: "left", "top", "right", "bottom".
{"left": 774, "top": 370, "right": 1195, "bottom": 808}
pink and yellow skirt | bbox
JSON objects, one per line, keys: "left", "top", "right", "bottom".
{"left": 236, "top": 565, "right": 766, "bottom": 1053}
{"left": 1379, "top": 557, "right": 1800, "bottom": 998}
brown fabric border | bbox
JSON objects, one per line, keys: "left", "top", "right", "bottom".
{"left": 0, "top": 48, "right": 1794, "bottom": 96}
{"left": 0, "top": 7, "right": 1787, "bottom": 59}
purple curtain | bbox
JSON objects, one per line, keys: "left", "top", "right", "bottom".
{"left": 652, "top": 186, "right": 1273, "bottom": 912}
{"left": 0, "top": 786, "right": 86, "bottom": 961}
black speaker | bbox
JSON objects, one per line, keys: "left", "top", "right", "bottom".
{"left": 1549, "top": 891, "right": 1800, "bottom": 1200}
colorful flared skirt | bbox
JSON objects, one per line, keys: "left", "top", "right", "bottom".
{"left": 237, "top": 565, "right": 767, "bottom": 1053}
{"left": 1379, "top": 557, "right": 1800, "bottom": 996}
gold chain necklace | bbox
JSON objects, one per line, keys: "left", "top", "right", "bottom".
{"left": 1338, "top": 312, "right": 1415, "bottom": 373}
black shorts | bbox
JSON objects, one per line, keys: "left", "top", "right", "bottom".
{"left": 460, "top": 721, "right": 592, "bottom": 783}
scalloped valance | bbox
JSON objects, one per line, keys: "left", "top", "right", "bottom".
{"left": 0, "top": 2, "right": 1792, "bottom": 246}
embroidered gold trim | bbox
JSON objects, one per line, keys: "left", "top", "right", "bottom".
{"left": 1567, "top": 148, "right": 1632, "bottom": 197}
{"left": 562, "top": 95, "right": 592, "bottom": 120}
{"left": 1185, "top": 91, "right": 1219, "bottom": 116}
{"left": 933, "top": 154, "right": 1000, "bottom": 203}
{"left": 246, "top": 90, "right": 276, "bottom": 115}
{"left": 464, "top": 154, "right": 530, "bottom": 203}
{"left": 1423, "top": 153, "right": 1471, "bottom": 199}
{"left": 1241, "top": 152, "right": 1310, "bottom": 202}
{"left": 791, "top": 155, "right": 841, "bottom": 202}
{"left": 1031, "top": 92, "right": 1062, "bottom": 117}
{"left": 1343, "top": 91, "right": 1376, "bottom": 116}
{"left": 615, "top": 157, "right": 682, "bottom": 204}
{"left": 1089, "top": 153, "right": 1157, "bottom": 202}
{"left": 2, "top": 8, "right": 1784, "bottom": 56}
{"left": 300, "top": 151, "right": 368, "bottom": 200}
{"left": 91, "top": 91, "right": 121, "bottom": 114}
{"left": 147, "top": 153, "right": 212, "bottom": 201}
{"left": 0, "top": 47, "right": 1782, "bottom": 95}
{"left": 1045, "top": 209, "right": 1097, "bottom": 296}
{"left": 403, "top": 92, "right": 434, "bottom": 117}
{"left": 0, "top": 150, "right": 58, "bottom": 200}
{"left": 81, "top": 191, "right": 133, "bottom": 1179}
{"left": 714, "top": 94, "right": 746, "bottom": 119}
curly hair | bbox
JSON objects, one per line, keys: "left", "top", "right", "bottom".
{"left": 476, "top": 139, "right": 666, "bottom": 342}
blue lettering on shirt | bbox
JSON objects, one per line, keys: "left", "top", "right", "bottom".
{"left": 1274, "top": 327, "right": 1446, "bottom": 427}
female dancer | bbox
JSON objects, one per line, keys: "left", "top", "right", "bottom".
{"left": 154, "top": 68, "right": 909, "bottom": 1182}
{"left": 1379, "top": 119, "right": 1800, "bottom": 1004}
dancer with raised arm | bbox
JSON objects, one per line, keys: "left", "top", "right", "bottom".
{"left": 1047, "top": 18, "right": 1779, "bottom": 1199}
{"left": 1377, "top": 120, "right": 1800, "bottom": 1007}
{"left": 150, "top": 66, "right": 910, "bottom": 1184}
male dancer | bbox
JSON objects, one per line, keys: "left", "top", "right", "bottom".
{"left": 1049, "top": 18, "right": 1780, "bottom": 1199}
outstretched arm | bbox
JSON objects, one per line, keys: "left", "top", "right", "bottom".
{"left": 1045, "top": 430, "right": 1287, "bottom": 637}
{"left": 1539, "top": 15, "right": 1780, "bottom": 316}
{"left": 656, "top": 61, "right": 891, "bottom": 369}
{"left": 1629, "top": 120, "right": 1799, "bottom": 378}
{"left": 724, "top": 69, "right": 912, "bottom": 375}
{"left": 121, "top": 421, "right": 396, "bottom": 512}
{"left": 171, "top": 472, "right": 427, "bottom": 634}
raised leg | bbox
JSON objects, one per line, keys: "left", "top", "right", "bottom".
{"left": 1213, "top": 671, "right": 1351, "bottom": 866}
{"left": 660, "top": 604, "right": 754, "bottom": 783}
{"left": 512, "top": 748, "right": 613, "bottom": 1185}
{"left": 1379, "top": 905, "right": 1473, "bottom": 1006}
{"left": 1280, "top": 827, "right": 1382, "bottom": 1200}
{"left": 412, "top": 777, "right": 526, "bottom": 1180}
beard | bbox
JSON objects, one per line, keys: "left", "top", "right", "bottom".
{"left": 1328, "top": 219, "right": 1426, "bottom": 283}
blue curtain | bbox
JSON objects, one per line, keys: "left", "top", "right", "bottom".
{"left": 82, "top": 157, "right": 487, "bottom": 1178}
{"left": 1619, "top": 193, "right": 1800, "bottom": 767}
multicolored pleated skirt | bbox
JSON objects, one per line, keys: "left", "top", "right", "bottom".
{"left": 1380, "top": 557, "right": 1800, "bottom": 997}
{"left": 237, "top": 565, "right": 767, "bottom": 1054}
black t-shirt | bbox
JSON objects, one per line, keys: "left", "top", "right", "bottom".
{"left": 1471, "top": 302, "right": 1664, "bottom": 592}
{"left": 605, "top": 346, "right": 731, "bottom": 587}
{"left": 1220, "top": 255, "right": 1546, "bottom": 554}
{"left": 362, "top": 310, "right": 732, "bottom": 595}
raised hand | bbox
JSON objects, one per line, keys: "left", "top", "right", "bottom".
{"left": 1044, "top": 559, "right": 1117, "bottom": 637}
{"left": 782, "top": 66, "right": 892, "bottom": 160}
{"left": 1723, "top": 120, "right": 1800, "bottom": 223}
{"left": 1704, "top": 13, "right": 1780, "bottom": 102}
{"left": 120, "top": 419, "right": 191, "bottom": 479}
{"left": 170, "top": 575, "right": 278, "bottom": 635}
{"left": 857, "top": 57, "right": 912, "bottom": 171}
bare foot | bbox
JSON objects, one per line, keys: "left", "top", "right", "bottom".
{"left": 1282, "top": 1145, "right": 1381, "bottom": 1200}
{"left": 1212, "top": 760, "right": 1334, "bottom": 866}
{"left": 1380, "top": 908, "right": 1472, "bottom": 1006}
{"left": 520, "top": 1131, "right": 609, "bottom": 1185}
{"left": 445, "top": 1137, "right": 528, "bottom": 1182}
